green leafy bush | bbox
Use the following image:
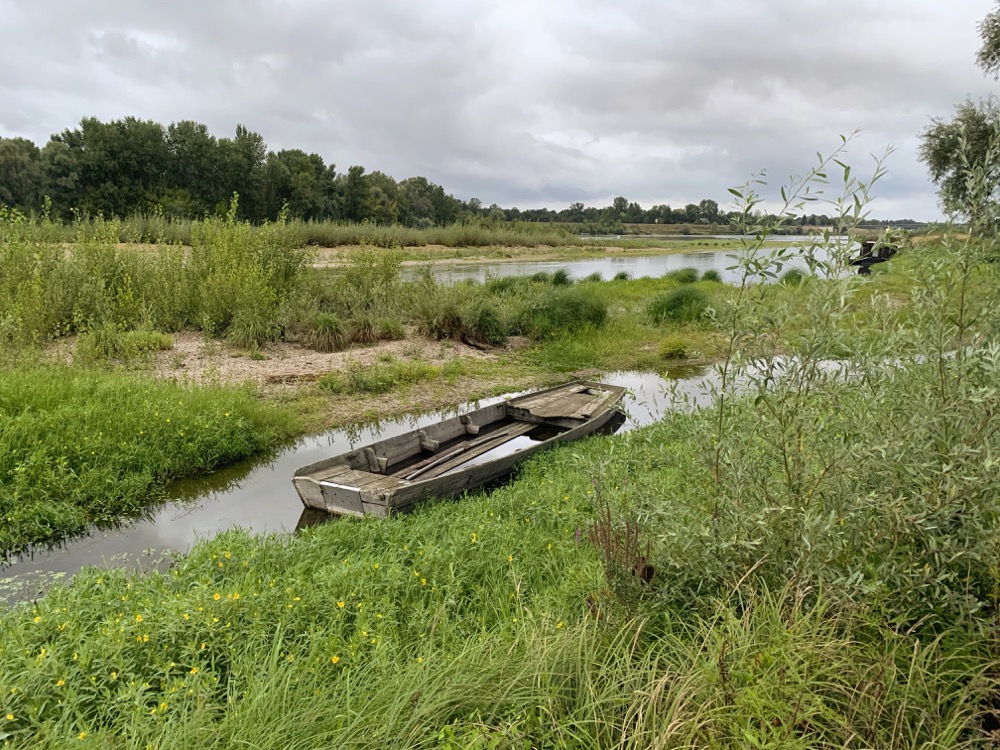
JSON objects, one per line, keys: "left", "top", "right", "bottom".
{"left": 529, "top": 289, "right": 608, "bottom": 338}
{"left": 700, "top": 269, "right": 722, "bottom": 283}
{"left": 664, "top": 267, "right": 700, "bottom": 284}
{"left": 304, "top": 313, "right": 347, "bottom": 353}
{"left": 647, "top": 286, "right": 709, "bottom": 323}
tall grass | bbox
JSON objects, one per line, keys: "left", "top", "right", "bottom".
{"left": 0, "top": 205, "right": 308, "bottom": 348}
{"left": 3, "top": 210, "right": 580, "bottom": 249}
{"left": 0, "top": 414, "right": 994, "bottom": 747}
{"left": 0, "top": 367, "right": 298, "bottom": 555}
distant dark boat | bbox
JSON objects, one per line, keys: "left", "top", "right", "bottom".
{"left": 850, "top": 239, "right": 898, "bottom": 274}
{"left": 293, "top": 380, "right": 626, "bottom": 517}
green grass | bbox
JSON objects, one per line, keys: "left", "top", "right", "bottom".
{"left": 0, "top": 402, "right": 993, "bottom": 747}
{"left": 0, "top": 368, "right": 299, "bottom": 556}
{"left": 318, "top": 357, "right": 467, "bottom": 396}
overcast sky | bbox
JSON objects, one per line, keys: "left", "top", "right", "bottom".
{"left": 1, "top": 0, "right": 997, "bottom": 220}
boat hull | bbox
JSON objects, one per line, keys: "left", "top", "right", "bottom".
{"left": 293, "top": 380, "right": 625, "bottom": 517}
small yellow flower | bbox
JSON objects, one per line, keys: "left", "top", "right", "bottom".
{"left": 231, "top": 593, "right": 240, "bottom": 600}
{"left": 56, "top": 679, "right": 65, "bottom": 687}
{"left": 556, "top": 622, "right": 564, "bottom": 629}
{"left": 5, "top": 714, "right": 13, "bottom": 721}
{"left": 110, "top": 671, "right": 118, "bottom": 680}
{"left": 337, "top": 600, "right": 345, "bottom": 608}
{"left": 470, "top": 532, "right": 477, "bottom": 543}
{"left": 547, "top": 543, "right": 553, "bottom": 551}
{"left": 213, "top": 593, "right": 221, "bottom": 601}
{"left": 421, "top": 578, "right": 426, "bottom": 586}
{"left": 183, "top": 613, "right": 190, "bottom": 620}
{"left": 135, "top": 615, "right": 143, "bottom": 623}
{"left": 78, "top": 731, "right": 87, "bottom": 740}
{"left": 372, "top": 563, "right": 379, "bottom": 570}
{"left": 507, "top": 555, "right": 513, "bottom": 563}
{"left": 330, "top": 655, "right": 340, "bottom": 664}
{"left": 416, "top": 656, "right": 423, "bottom": 663}
{"left": 190, "top": 667, "right": 199, "bottom": 674}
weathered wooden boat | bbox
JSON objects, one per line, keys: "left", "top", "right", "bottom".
{"left": 293, "top": 380, "right": 626, "bottom": 518}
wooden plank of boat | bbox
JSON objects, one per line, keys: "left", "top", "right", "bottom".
{"left": 293, "top": 380, "right": 626, "bottom": 517}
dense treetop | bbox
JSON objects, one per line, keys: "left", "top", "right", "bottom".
{"left": 0, "top": 117, "right": 853, "bottom": 229}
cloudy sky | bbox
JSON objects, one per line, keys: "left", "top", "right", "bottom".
{"left": 1, "top": 0, "right": 996, "bottom": 220}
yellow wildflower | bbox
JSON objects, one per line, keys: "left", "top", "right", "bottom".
{"left": 135, "top": 615, "right": 143, "bottom": 623}
{"left": 331, "top": 655, "right": 340, "bottom": 664}
{"left": 213, "top": 593, "right": 221, "bottom": 601}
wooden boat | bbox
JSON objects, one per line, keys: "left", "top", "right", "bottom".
{"left": 293, "top": 380, "right": 626, "bottom": 518}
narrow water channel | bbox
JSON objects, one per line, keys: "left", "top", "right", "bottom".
{"left": 0, "top": 367, "right": 717, "bottom": 605}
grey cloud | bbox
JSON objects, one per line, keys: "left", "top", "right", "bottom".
{"left": 0, "top": 0, "right": 997, "bottom": 218}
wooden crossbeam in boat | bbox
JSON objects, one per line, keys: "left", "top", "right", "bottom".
{"left": 408, "top": 421, "right": 537, "bottom": 481}
{"left": 402, "top": 422, "right": 535, "bottom": 482}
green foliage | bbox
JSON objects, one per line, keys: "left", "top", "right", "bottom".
{"left": 550, "top": 268, "right": 572, "bottom": 286}
{"left": 647, "top": 286, "right": 709, "bottom": 323}
{"left": 700, "top": 269, "right": 722, "bottom": 283}
{"left": 318, "top": 357, "right": 460, "bottom": 396}
{"left": 75, "top": 326, "right": 173, "bottom": 365}
{"left": 919, "top": 97, "right": 1000, "bottom": 220}
{"left": 663, "top": 267, "right": 700, "bottom": 284}
{"left": 460, "top": 298, "right": 508, "bottom": 346}
{"left": 658, "top": 334, "right": 689, "bottom": 359}
{"left": 304, "top": 313, "right": 347, "bottom": 353}
{"left": 582, "top": 271, "right": 602, "bottom": 282}
{"left": 529, "top": 288, "right": 608, "bottom": 338}
{"left": 613, "top": 271, "right": 631, "bottom": 281}
{"left": 0, "top": 367, "right": 297, "bottom": 555}
{"left": 780, "top": 267, "right": 806, "bottom": 285}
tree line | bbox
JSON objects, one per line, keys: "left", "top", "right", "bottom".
{"left": 0, "top": 116, "right": 853, "bottom": 228}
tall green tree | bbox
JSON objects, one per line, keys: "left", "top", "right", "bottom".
{"left": 0, "top": 137, "right": 44, "bottom": 211}
{"left": 920, "top": 4, "right": 1000, "bottom": 219}
{"left": 978, "top": 1, "right": 1000, "bottom": 78}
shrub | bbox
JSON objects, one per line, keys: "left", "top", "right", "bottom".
{"left": 583, "top": 272, "right": 602, "bottom": 283}
{"left": 461, "top": 299, "right": 508, "bottom": 346}
{"left": 375, "top": 317, "right": 406, "bottom": 341}
{"left": 613, "top": 271, "right": 631, "bottom": 281}
{"left": 304, "top": 313, "right": 347, "bottom": 353}
{"left": 529, "top": 289, "right": 608, "bottom": 338}
{"left": 647, "top": 286, "right": 709, "bottom": 324}
{"left": 348, "top": 314, "right": 379, "bottom": 344}
{"left": 781, "top": 268, "right": 806, "bottom": 285}
{"left": 551, "top": 269, "right": 572, "bottom": 286}
{"left": 700, "top": 269, "right": 722, "bottom": 283}
{"left": 664, "top": 267, "right": 700, "bottom": 284}
{"left": 227, "top": 306, "right": 279, "bottom": 350}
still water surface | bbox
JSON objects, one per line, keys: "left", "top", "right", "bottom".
{"left": 0, "top": 367, "right": 717, "bottom": 605}
{"left": 403, "top": 244, "right": 837, "bottom": 284}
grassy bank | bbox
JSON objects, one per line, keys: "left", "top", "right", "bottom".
{"left": 0, "top": 368, "right": 298, "bottom": 556}
{"left": 1, "top": 355, "right": 997, "bottom": 746}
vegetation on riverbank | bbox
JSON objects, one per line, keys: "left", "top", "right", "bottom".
{"left": 0, "top": 368, "right": 298, "bottom": 556}
{"left": 6, "top": 140, "right": 1000, "bottom": 746}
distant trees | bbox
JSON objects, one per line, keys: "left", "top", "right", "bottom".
{"left": 0, "top": 116, "right": 841, "bottom": 229}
